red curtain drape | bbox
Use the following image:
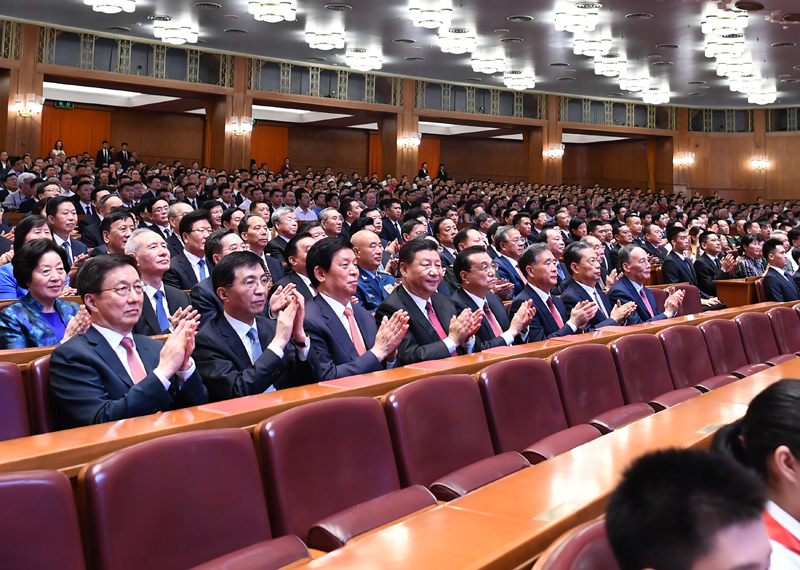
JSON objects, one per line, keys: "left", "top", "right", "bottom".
{"left": 417, "top": 137, "right": 440, "bottom": 176}
{"left": 368, "top": 133, "right": 382, "bottom": 178}
{"left": 39, "top": 105, "right": 112, "bottom": 159}
{"left": 250, "top": 125, "right": 289, "bottom": 173}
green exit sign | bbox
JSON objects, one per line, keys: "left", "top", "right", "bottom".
{"left": 55, "top": 101, "right": 74, "bottom": 109}
{"left": 252, "top": 119, "right": 258, "bottom": 126}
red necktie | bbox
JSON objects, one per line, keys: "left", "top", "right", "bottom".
{"left": 547, "top": 296, "right": 565, "bottom": 328}
{"left": 640, "top": 288, "right": 654, "bottom": 317}
{"left": 484, "top": 301, "right": 503, "bottom": 337}
{"left": 343, "top": 307, "right": 366, "bottom": 356}
{"left": 515, "top": 263, "right": 526, "bottom": 282}
{"left": 426, "top": 301, "right": 456, "bottom": 355}
{"left": 120, "top": 337, "right": 146, "bottom": 384}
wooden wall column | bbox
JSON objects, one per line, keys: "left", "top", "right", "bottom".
{"left": 205, "top": 56, "right": 251, "bottom": 173}
{"left": 3, "top": 24, "right": 42, "bottom": 157}
{"left": 672, "top": 107, "right": 689, "bottom": 194}
{"left": 522, "top": 128, "right": 544, "bottom": 184}
{"left": 543, "top": 94, "right": 562, "bottom": 185}
{"left": 380, "top": 79, "right": 417, "bottom": 180}
{"left": 752, "top": 108, "right": 767, "bottom": 198}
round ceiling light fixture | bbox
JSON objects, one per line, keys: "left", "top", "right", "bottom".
{"left": 305, "top": 30, "right": 345, "bottom": 50}
{"left": 248, "top": 0, "right": 296, "bottom": 23}
{"left": 573, "top": 36, "right": 611, "bottom": 57}
{"left": 153, "top": 23, "right": 199, "bottom": 45}
{"left": 84, "top": 0, "right": 135, "bottom": 13}
{"left": 409, "top": 0, "right": 453, "bottom": 29}
{"left": 345, "top": 48, "right": 382, "bottom": 71}
{"left": 503, "top": 70, "right": 536, "bottom": 90}
{"left": 471, "top": 56, "right": 505, "bottom": 75}
{"left": 642, "top": 86, "right": 670, "bottom": 105}
{"left": 701, "top": 9, "right": 748, "bottom": 36}
{"left": 438, "top": 28, "right": 477, "bottom": 54}
{"left": 554, "top": 2, "right": 599, "bottom": 33}
{"left": 594, "top": 55, "right": 626, "bottom": 77}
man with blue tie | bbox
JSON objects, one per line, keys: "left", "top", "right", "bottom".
{"left": 304, "top": 238, "right": 408, "bottom": 381}
{"left": 662, "top": 226, "right": 726, "bottom": 309}
{"left": 494, "top": 226, "right": 527, "bottom": 297}
{"left": 352, "top": 230, "right": 397, "bottom": 313}
{"left": 508, "top": 244, "right": 597, "bottom": 342}
{"left": 163, "top": 210, "right": 213, "bottom": 290}
{"left": 762, "top": 238, "right": 800, "bottom": 302}
{"left": 193, "top": 252, "right": 319, "bottom": 401}
{"left": 609, "top": 245, "right": 685, "bottom": 324}
{"left": 560, "top": 241, "right": 637, "bottom": 329}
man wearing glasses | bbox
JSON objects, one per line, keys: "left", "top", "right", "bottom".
{"left": 194, "top": 252, "right": 319, "bottom": 400}
{"left": 163, "top": 210, "right": 214, "bottom": 290}
{"left": 50, "top": 254, "right": 207, "bottom": 428}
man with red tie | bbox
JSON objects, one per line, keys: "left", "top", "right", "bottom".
{"left": 375, "top": 237, "right": 482, "bottom": 365}
{"left": 451, "top": 246, "right": 535, "bottom": 350}
{"left": 303, "top": 238, "right": 409, "bottom": 381}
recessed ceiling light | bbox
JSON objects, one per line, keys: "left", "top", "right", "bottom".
{"left": 223, "top": 14, "right": 239, "bottom": 18}
{"left": 576, "top": 3, "right": 603, "bottom": 9}
{"left": 224, "top": 28, "right": 248, "bottom": 33}
{"left": 558, "top": 77, "right": 576, "bottom": 81}
{"left": 147, "top": 15, "right": 172, "bottom": 21}
{"left": 603, "top": 53, "right": 621, "bottom": 59}
{"left": 494, "top": 28, "right": 509, "bottom": 33}
{"left": 193, "top": 2, "right": 221, "bottom": 8}
{"left": 783, "top": 78, "right": 800, "bottom": 83}
{"left": 648, "top": 54, "right": 663, "bottom": 59}
{"left": 393, "top": 38, "right": 415, "bottom": 43}
{"left": 773, "top": 42, "right": 797, "bottom": 47}
{"left": 625, "top": 13, "right": 653, "bottom": 19}
{"left": 779, "top": 74, "right": 792, "bottom": 78}
{"left": 404, "top": 56, "right": 424, "bottom": 61}
{"left": 689, "top": 92, "right": 706, "bottom": 96}
{"left": 108, "top": 26, "right": 132, "bottom": 32}
{"left": 656, "top": 44, "right": 679, "bottom": 49}
{"left": 794, "top": 65, "right": 800, "bottom": 69}
{"left": 698, "top": 85, "right": 710, "bottom": 89}
{"left": 550, "top": 62, "right": 570, "bottom": 67}
{"left": 736, "top": 1, "right": 764, "bottom": 10}
{"left": 507, "top": 15, "right": 533, "bottom": 22}
{"left": 784, "top": 13, "right": 800, "bottom": 21}
{"left": 500, "top": 37, "right": 523, "bottom": 43}
{"left": 688, "top": 81, "right": 707, "bottom": 84}
{"left": 307, "top": 56, "right": 326, "bottom": 61}
{"left": 325, "top": 4, "right": 352, "bottom": 10}
{"left": 651, "top": 61, "right": 673, "bottom": 66}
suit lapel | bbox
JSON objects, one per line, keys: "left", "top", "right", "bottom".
{"left": 85, "top": 327, "right": 134, "bottom": 387}
{"left": 457, "top": 289, "right": 492, "bottom": 338}
{"left": 487, "top": 293, "right": 510, "bottom": 330}
{"left": 317, "top": 297, "right": 361, "bottom": 359}
{"left": 136, "top": 336, "right": 161, "bottom": 374}
{"left": 141, "top": 293, "right": 162, "bottom": 334}
{"left": 531, "top": 289, "right": 558, "bottom": 332}
{"left": 397, "top": 287, "right": 438, "bottom": 342}
{"left": 217, "top": 317, "right": 252, "bottom": 366}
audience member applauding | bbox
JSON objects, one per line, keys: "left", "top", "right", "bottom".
{"left": 352, "top": 229, "right": 397, "bottom": 313}
{"left": 694, "top": 231, "right": 737, "bottom": 297}
{"left": 0, "top": 240, "right": 90, "bottom": 349}
{"left": 761, "top": 237, "right": 800, "bottom": 302}
{"left": 0, "top": 215, "right": 55, "bottom": 299}
{"left": 608, "top": 244, "right": 685, "bottom": 323}
{"left": 736, "top": 233, "right": 766, "bottom": 278}
{"left": 375, "top": 237, "right": 482, "bottom": 365}
{"left": 193, "top": 252, "right": 319, "bottom": 400}
{"left": 663, "top": 226, "right": 726, "bottom": 309}
{"left": 304, "top": 238, "right": 408, "bottom": 380}
{"left": 49, "top": 254, "right": 207, "bottom": 428}
{"left": 238, "top": 213, "right": 284, "bottom": 282}
{"left": 493, "top": 226, "right": 527, "bottom": 297}
{"left": 269, "top": 232, "right": 318, "bottom": 301}
{"left": 451, "top": 246, "right": 535, "bottom": 349}
{"left": 163, "top": 210, "right": 213, "bottom": 290}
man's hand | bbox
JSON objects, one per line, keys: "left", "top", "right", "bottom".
{"left": 0, "top": 246, "right": 13, "bottom": 266}
{"left": 179, "top": 319, "right": 198, "bottom": 371}
{"left": 371, "top": 310, "right": 410, "bottom": 361}
{"left": 447, "top": 309, "right": 477, "bottom": 346}
{"left": 168, "top": 305, "right": 200, "bottom": 332}
{"left": 291, "top": 290, "right": 307, "bottom": 343}
{"left": 385, "top": 257, "right": 399, "bottom": 274}
{"left": 701, "top": 296, "right": 721, "bottom": 307}
{"left": 663, "top": 289, "right": 685, "bottom": 318}
{"left": 491, "top": 279, "right": 515, "bottom": 300}
{"left": 272, "top": 296, "right": 297, "bottom": 350}
{"left": 720, "top": 253, "right": 738, "bottom": 274}
{"left": 604, "top": 269, "right": 620, "bottom": 292}
{"left": 569, "top": 300, "right": 597, "bottom": 330}
{"left": 155, "top": 319, "right": 192, "bottom": 379}
{"left": 508, "top": 299, "right": 535, "bottom": 337}
{"left": 269, "top": 283, "right": 296, "bottom": 316}
{"left": 63, "top": 306, "right": 91, "bottom": 342}
{"left": 610, "top": 300, "right": 637, "bottom": 324}
{"left": 385, "top": 239, "right": 399, "bottom": 255}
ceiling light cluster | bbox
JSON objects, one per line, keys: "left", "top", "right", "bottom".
{"left": 409, "top": 0, "right": 452, "bottom": 29}
{"left": 438, "top": 28, "right": 476, "bottom": 54}
{"left": 345, "top": 48, "right": 382, "bottom": 71}
{"left": 153, "top": 24, "right": 199, "bottom": 45}
{"left": 83, "top": 0, "right": 135, "bottom": 14}
{"left": 619, "top": 74, "right": 650, "bottom": 93}
{"left": 503, "top": 70, "right": 535, "bottom": 90}
{"left": 593, "top": 55, "right": 626, "bottom": 78}
{"left": 554, "top": 2, "right": 599, "bottom": 34}
{"left": 573, "top": 36, "right": 611, "bottom": 58}
{"left": 471, "top": 56, "right": 505, "bottom": 75}
{"left": 248, "top": 0, "right": 296, "bottom": 23}
{"left": 642, "top": 86, "right": 670, "bottom": 105}
{"left": 748, "top": 89, "right": 777, "bottom": 106}
{"left": 305, "top": 31, "right": 345, "bottom": 50}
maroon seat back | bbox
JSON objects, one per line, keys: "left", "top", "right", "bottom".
{"left": 384, "top": 374, "right": 496, "bottom": 488}
{"left": 768, "top": 307, "right": 800, "bottom": 354}
{"left": 0, "top": 470, "right": 85, "bottom": 570}
{"left": 550, "top": 344, "right": 626, "bottom": 426}
{"left": 647, "top": 287, "right": 667, "bottom": 313}
{"left": 257, "top": 397, "right": 402, "bottom": 540}
{"left": 477, "top": 358, "right": 569, "bottom": 454}
{"left": 755, "top": 278, "right": 766, "bottom": 303}
{"left": 608, "top": 335, "right": 675, "bottom": 404}
{"left": 736, "top": 312, "right": 781, "bottom": 363}
{"left": 29, "top": 355, "right": 58, "bottom": 434}
{"left": 533, "top": 518, "right": 618, "bottom": 570}
{"left": 699, "top": 319, "right": 751, "bottom": 375}
{"left": 658, "top": 326, "right": 716, "bottom": 389}
{"left": 80, "top": 429, "right": 273, "bottom": 570}
{"left": 670, "top": 284, "right": 703, "bottom": 315}
{"left": 0, "top": 362, "right": 30, "bottom": 441}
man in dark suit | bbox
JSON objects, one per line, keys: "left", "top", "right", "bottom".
{"left": 642, "top": 223, "right": 668, "bottom": 263}
{"left": 303, "top": 238, "right": 408, "bottom": 381}
{"left": 608, "top": 245, "right": 685, "bottom": 324}
{"left": 609, "top": 224, "right": 634, "bottom": 270}
{"left": 494, "top": 226, "right": 527, "bottom": 297}
{"left": 662, "top": 226, "right": 726, "bottom": 309}
{"left": 694, "top": 231, "right": 737, "bottom": 297}
{"left": 560, "top": 241, "right": 637, "bottom": 329}
{"left": 434, "top": 217, "right": 458, "bottom": 268}
{"left": 379, "top": 198, "right": 404, "bottom": 244}
{"left": 508, "top": 244, "right": 597, "bottom": 342}
{"left": 163, "top": 210, "right": 213, "bottom": 290}
{"left": 264, "top": 206, "right": 297, "bottom": 266}
{"left": 451, "top": 246, "right": 534, "bottom": 350}
{"left": 193, "top": 251, "right": 319, "bottom": 401}
{"left": 46, "top": 196, "right": 88, "bottom": 268}
{"left": 95, "top": 140, "right": 112, "bottom": 167}
{"left": 375, "top": 238, "right": 482, "bottom": 365}
{"left": 79, "top": 192, "right": 120, "bottom": 249}
{"left": 762, "top": 238, "right": 800, "bottom": 302}
{"left": 269, "top": 232, "right": 317, "bottom": 301}
{"left": 165, "top": 202, "right": 192, "bottom": 258}
{"left": 126, "top": 228, "right": 194, "bottom": 336}
{"left": 239, "top": 213, "right": 285, "bottom": 282}
{"left": 49, "top": 254, "right": 207, "bottom": 429}
{"left": 115, "top": 142, "right": 132, "bottom": 170}
{"left": 538, "top": 227, "right": 570, "bottom": 295}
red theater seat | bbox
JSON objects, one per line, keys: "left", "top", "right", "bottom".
{"left": 658, "top": 325, "right": 739, "bottom": 392}
{"left": 736, "top": 312, "right": 797, "bottom": 366}
{"left": 699, "top": 319, "right": 771, "bottom": 378}
{"left": 0, "top": 362, "right": 29, "bottom": 441}
{"left": 532, "top": 518, "right": 618, "bottom": 570}
{"left": 767, "top": 307, "right": 800, "bottom": 355}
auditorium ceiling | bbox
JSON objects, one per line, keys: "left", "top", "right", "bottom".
{"left": 3, "top": 0, "right": 800, "bottom": 108}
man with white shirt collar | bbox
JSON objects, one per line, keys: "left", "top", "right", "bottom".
{"left": 493, "top": 225, "right": 527, "bottom": 297}
{"left": 304, "top": 238, "right": 408, "bottom": 381}
{"left": 72, "top": 179, "right": 94, "bottom": 216}
{"left": 165, "top": 202, "right": 191, "bottom": 257}
{"left": 434, "top": 217, "right": 458, "bottom": 267}
{"left": 163, "top": 209, "right": 213, "bottom": 290}
{"left": 46, "top": 196, "right": 88, "bottom": 269}
{"left": 762, "top": 238, "right": 800, "bottom": 302}
{"left": 663, "top": 226, "right": 725, "bottom": 309}
{"left": 126, "top": 228, "right": 196, "bottom": 336}
{"left": 353, "top": 229, "right": 398, "bottom": 313}
{"left": 694, "top": 231, "right": 737, "bottom": 297}
{"left": 269, "top": 231, "right": 318, "bottom": 301}
{"left": 238, "top": 213, "right": 285, "bottom": 284}
{"left": 375, "top": 237, "right": 482, "bottom": 365}
{"left": 451, "top": 246, "right": 535, "bottom": 350}
{"left": 58, "top": 172, "right": 74, "bottom": 198}
{"left": 143, "top": 197, "right": 172, "bottom": 241}
{"left": 265, "top": 206, "right": 297, "bottom": 266}
{"left": 193, "top": 251, "right": 319, "bottom": 400}
{"left": 49, "top": 254, "right": 207, "bottom": 428}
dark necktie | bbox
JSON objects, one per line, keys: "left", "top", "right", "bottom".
{"left": 713, "top": 257, "right": 721, "bottom": 270}
{"left": 685, "top": 258, "right": 696, "bottom": 285}
{"left": 153, "top": 290, "right": 170, "bottom": 332}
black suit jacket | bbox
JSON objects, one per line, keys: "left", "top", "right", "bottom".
{"left": 96, "top": 148, "right": 112, "bottom": 166}
{"left": 374, "top": 287, "right": 462, "bottom": 366}
{"left": 560, "top": 280, "right": 620, "bottom": 329}
{"left": 608, "top": 243, "right": 621, "bottom": 271}
{"left": 662, "top": 251, "right": 710, "bottom": 299}
{"left": 193, "top": 314, "right": 319, "bottom": 401}
{"left": 133, "top": 285, "right": 191, "bottom": 336}
{"left": 763, "top": 267, "right": 800, "bottom": 303}
{"left": 694, "top": 254, "right": 730, "bottom": 297}
{"left": 116, "top": 150, "right": 131, "bottom": 169}
{"left": 89, "top": 244, "right": 108, "bottom": 257}
{"left": 17, "top": 198, "right": 36, "bottom": 214}
{"left": 49, "top": 327, "right": 208, "bottom": 429}
{"left": 451, "top": 288, "right": 513, "bottom": 351}
{"left": 269, "top": 271, "right": 315, "bottom": 302}
{"left": 166, "top": 234, "right": 184, "bottom": 258}
{"left": 642, "top": 241, "right": 668, "bottom": 263}
{"left": 509, "top": 284, "right": 575, "bottom": 342}
{"left": 58, "top": 237, "right": 88, "bottom": 266}
{"left": 440, "top": 248, "right": 456, "bottom": 268}
{"left": 265, "top": 236, "right": 290, "bottom": 265}
{"left": 163, "top": 252, "right": 210, "bottom": 290}
{"left": 607, "top": 276, "right": 668, "bottom": 325}
{"left": 79, "top": 221, "right": 104, "bottom": 249}
{"left": 304, "top": 295, "right": 383, "bottom": 381}
{"left": 380, "top": 219, "right": 402, "bottom": 244}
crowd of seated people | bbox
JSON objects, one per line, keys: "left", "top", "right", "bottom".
{"left": 1, "top": 145, "right": 800, "bottom": 430}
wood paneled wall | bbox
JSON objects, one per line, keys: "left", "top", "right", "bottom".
{"left": 562, "top": 139, "right": 650, "bottom": 189}
{"left": 286, "top": 125, "right": 369, "bottom": 176}
{"left": 439, "top": 137, "right": 528, "bottom": 183}
{"left": 109, "top": 109, "right": 205, "bottom": 167}
{"left": 686, "top": 134, "right": 757, "bottom": 199}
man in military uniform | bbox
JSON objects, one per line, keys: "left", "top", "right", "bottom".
{"left": 352, "top": 230, "right": 397, "bottom": 314}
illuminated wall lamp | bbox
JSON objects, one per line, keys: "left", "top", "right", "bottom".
{"left": 230, "top": 116, "right": 253, "bottom": 136}
{"left": 400, "top": 131, "right": 421, "bottom": 149}
{"left": 14, "top": 93, "right": 44, "bottom": 118}
{"left": 543, "top": 144, "right": 565, "bottom": 159}
{"left": 673, "top": 152, "right": 695, "bottom": 167}
{"left": 750, "top": 155, "right": 770, "bottom": 170}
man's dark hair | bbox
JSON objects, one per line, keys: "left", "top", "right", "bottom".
{"left": 403, "top": 207, "right": 426, "bottom": 223}
{"left": 606, "top": 448, "right": 767, "bottom": 570}
{"left": 284, "top": 231, "right": 313, "bottom": 268}
{"left": 45, "top": 195, "right": 75, "bottom": 218}
{"left": 143, "top": 196, "right": 169, "bottom": 214}
{"left": 586, "top": 219, "right": 603, "bottom": 234}
{"left": 179, "top": 209, "right": 212, "bottom": 238}
{"left": 211, "top": 251, "right": 265, "bottom": 293}
{"left": 306, "top": 237, "right": 352, "bottom": 288}
{"left": 13, "top": 238, "right": 69, "bottom": 288}
{"left": 204, "top": 228, "right": 235, "bottom": 261}
{"left": 512, "top": 212, "right": 531, "bottom": 226}
{"left": 453, "top": 246, "right": 486, "bottom": 284}
{"left": 666, "top": 225, "right": 686, "bottom": 245}
{"left": 762, "top": 237, "right": 783, "bottom": 260}
{"left": 75, "top": 254, "right": 139, "bottom": 301}
{"left": 563, "top": 241, "right": 592, "bottom": 275}
{"left": 221, "top": 207, "right": 243, "bottom": 226}
{"left": 568, "top": 216, "right": 586, "bottom": 233}
{"left": 348, "top": 217, "right": 374, "bottom": 235}
{"left": 401, "top": 219, "right": 425, "bottom": 238}
{"left": 35, "top": 181, "right": 57, "bottom": 198}
{"left": 453, "top": 228, "right": 473, "bottom": 251}
{"left": 201, "top": 200, "right": 221, "bottom": 211}
{"left": 398, "top": 235, "right": 439, "bottom": 266}
{"left": 518, "top": 243, "right": 550, "bottom": 274}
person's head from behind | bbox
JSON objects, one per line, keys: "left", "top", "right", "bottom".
{"left": 606, "top": 448, "right": 769, "bottom": 570}
{"left": 76, "top": 254, "right": 143, "bottom": 335}
{"left": 211, "top": 251, "right": 269, "bottom": 323}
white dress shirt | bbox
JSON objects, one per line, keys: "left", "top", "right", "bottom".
{"left": 223, "top": 311, "right": 309, "bottom": 364}
{"left": 184, "top": 250, "right": 208, "bottom": 282}
{"left": 767, "top": 501, "right": 800, "bottom": 569}
{"left": 526, "top": 283, "right": 576, "bottom": 332}
{"left": 576, "top": 280, "right": 609, "bottom": 318}
{"left": 143, "top": 283, "right": 170, "bottom": 321}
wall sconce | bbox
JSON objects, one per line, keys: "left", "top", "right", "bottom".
{"left": 750, "top": 155, "right": 770, "bottom": 170}
{"left": 543, "top": 144, "right": 565, "bottom": 159}
{"left": 14, "top": 93, "right": 44, "bottom": 118}
{"left": 400, "top": 131, "right": 421, "bottom": 149}
{"left": 673, "top": 152, "right": 695, "bottom": 167}
{"left": 229, "top": 116, "right": 253, "bottom": 136}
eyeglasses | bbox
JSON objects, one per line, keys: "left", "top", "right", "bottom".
{"left": 100, "top": 281, "right": 144, "bottom": 297}
{"left": 191, "top": 227, "right": 213, "bottom": 235}
{"left": 222, "top": 243, "right": 250, "bottom": 253}
{"left": 474, "top": 262, "right": 499, "bottom": 273}
{"left": 234, "top": 276, "right": 272, "bottom": 289}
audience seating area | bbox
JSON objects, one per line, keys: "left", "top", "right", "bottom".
{"left": 0, "top": 301, "right": 799, "bottom": 569}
